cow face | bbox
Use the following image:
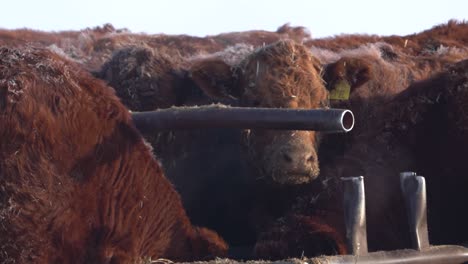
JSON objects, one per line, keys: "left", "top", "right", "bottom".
{"left": 191, "top": 40, "right": 329, "bottom": 184}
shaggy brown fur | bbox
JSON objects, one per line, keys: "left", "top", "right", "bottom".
{"left": 1, "top": 20, "right": 466, "bottom": 74}
{"left": 0, "top": 47, "right": 227, "bottom": 263}
{"left": 0, "top": 23, "right": 310, "bottom": 73}
{"left": 254, "top": 213, "right": 347, "bottom": 259}
{"left": 307, "top": 20, "right": 468, "bottom": 56}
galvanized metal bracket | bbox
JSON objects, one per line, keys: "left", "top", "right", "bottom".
{"left": 400, "top": 172, "right": 430, "bottom": 250}
{"left": 341, "top": 176, "right": 368, "bottom": 255}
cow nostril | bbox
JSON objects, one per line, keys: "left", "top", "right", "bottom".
{"left": 282, "top": 153, "right": 293, "bottom": 163}
{"left": 307, "top": 154, "right": 315, "bottom": 163}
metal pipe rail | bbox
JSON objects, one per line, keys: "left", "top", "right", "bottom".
{"left": 131, "top": 104, "right": 354, "bottom": 133}
{"left": 332, "top": 173, "right": 468, "bottom": 264}
{"left": 304, "top": 245, "right": 468, "bottom": 264}
{"left": 177, "top": 246, "right": 468, "bottom": 264}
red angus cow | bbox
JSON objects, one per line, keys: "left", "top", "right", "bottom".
{"left": 253, "top": 39, "right": 467, "bottom": 258}
{"left": 190, "top": 40, "right": 329, "bottom": 184}
{"left": 0, "top": 47, "right": 227, "bottom": 263}
{"left": 100, "top": 40, "right": 330, "bottom": 186}
{"left": 256, "top": 59, "right": 468, "bottom": 258}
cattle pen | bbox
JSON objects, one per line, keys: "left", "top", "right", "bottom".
{"left": 131, "top": 105, "right": 468, "bottom": 264}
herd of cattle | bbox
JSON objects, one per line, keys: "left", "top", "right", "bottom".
{"left": 0, "top": 20, "right": 467, "bottom": 263}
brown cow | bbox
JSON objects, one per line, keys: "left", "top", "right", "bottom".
{"left": 190, "top": 40, "right": 329, "bottom": 184}
{"left": 100, "top": 40, "right": 329, "bottom": 185}
{"left": 249, "top": 42, "right": 468, "bottom": 258}
{"left": 97, "top": 40, "right": 332, "bottom": 257}
{"left": 0, "top": 47, "right": 227, "bottom": 263}
{"left": 255, "top": 58, "right": 468, "bottom": 258}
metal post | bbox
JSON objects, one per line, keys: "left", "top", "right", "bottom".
{"left": 341, "top": 176, "right": 368, "bottom": 255}
{"left": 400, "top": 172, "right": 430, "bottom": 250}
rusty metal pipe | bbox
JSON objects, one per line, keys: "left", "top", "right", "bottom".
{"left": 131, "top": 104, "right": 354, "bottom": 133}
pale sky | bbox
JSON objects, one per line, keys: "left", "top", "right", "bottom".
{"left": 1, "top": 0, "right": 466, "bottom": 38}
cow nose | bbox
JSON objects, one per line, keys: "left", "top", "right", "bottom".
{"left": 281, "top": 150, "right": 315, "bottom": 167}
{"left": 306, "top": 154, "right": 315, "bottom": 163}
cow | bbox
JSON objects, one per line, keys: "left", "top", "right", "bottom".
{"left": 251, "top": 42, "right": 446, "bottom": 258}
{"left": 250, "top": 41, "right": 468, "bottom": 258}
{"left": 101, "top": 40, "right": 329, "bottom": 184}
{"left": 386, "top": 59, "right": 468, "bottom": 247}
{"left": 97, "top": 40, "right": 330, "bottom": 256}
{"left": 0, "top": 46, "right": 227, "bottom": 263}
{"left": 255, "top": 57, "right": 468, "bottom": 259}
{"left": 190, "top": 40, "right": 330, "bottom": 184}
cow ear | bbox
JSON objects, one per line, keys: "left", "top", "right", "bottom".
{"left": 322, "top": 57, "right": 372, "bottom": 100}
{"left": 189, "top": 59, "right": 242, "bottom": 101}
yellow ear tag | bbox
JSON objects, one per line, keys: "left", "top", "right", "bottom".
{"left": 329, "top": 80, "right": 351, "bottom": 100}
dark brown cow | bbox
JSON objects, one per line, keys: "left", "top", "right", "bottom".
{"left": 0, "top": 47, "right": 227, "bottom": 263}
{"left": 98, "top": 46, "right": 186, "bottom": 111}
{"left": 387, "top": 59, "right": 468, "bottom": 246}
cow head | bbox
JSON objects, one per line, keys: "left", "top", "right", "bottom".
{"left": 190, "top": 40, "right": 329, "bottom": 184}
{"left": 322, "top": 57, "right": 373, "bottom": 97}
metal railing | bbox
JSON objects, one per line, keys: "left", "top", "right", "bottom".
{"left": 330, "top": 173, "right": 468, "bottom": 264}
